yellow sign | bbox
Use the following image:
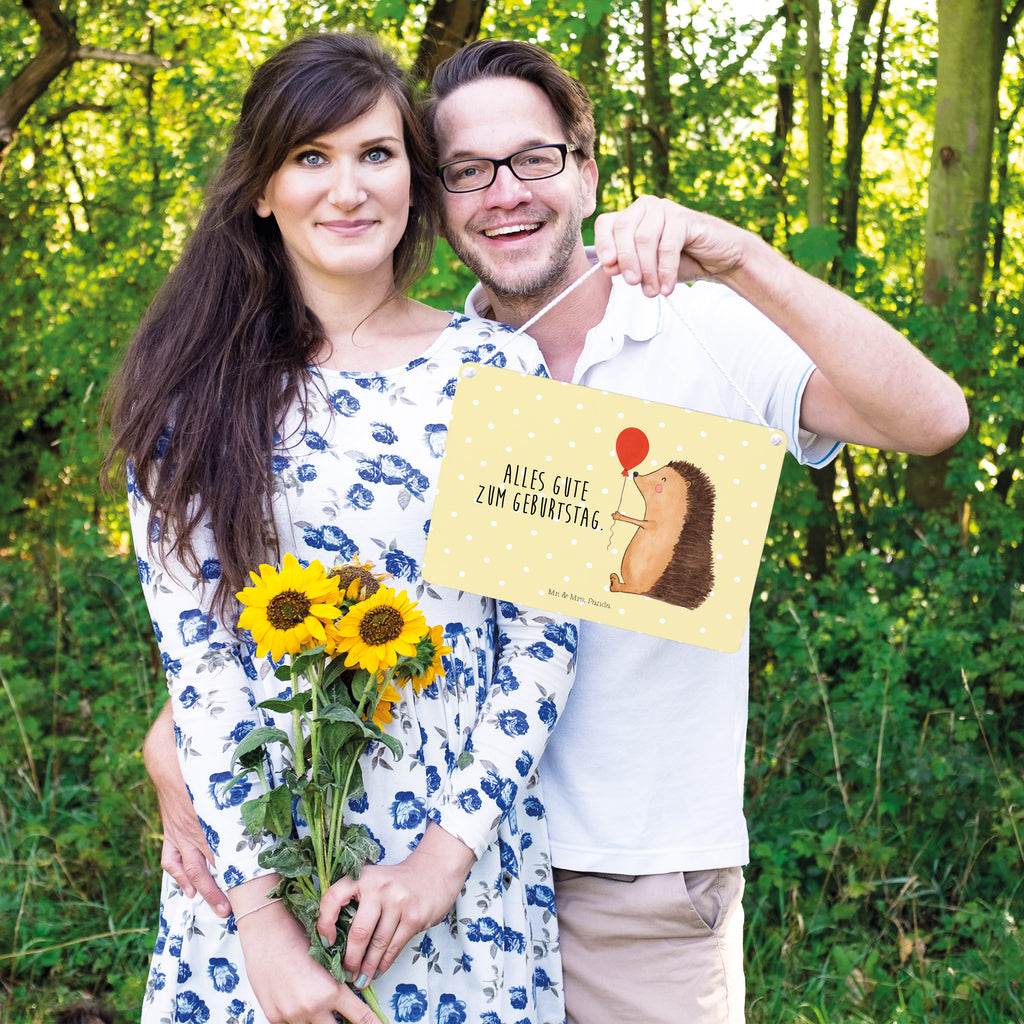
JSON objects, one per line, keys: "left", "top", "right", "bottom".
{"left": 423, "top": 365, "right": 786, "bottom": 652}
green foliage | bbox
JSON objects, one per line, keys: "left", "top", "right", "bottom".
{"left": 745, "top": 510, "right": 1024, "bottom": 1022}
{"left": 2, "top": 0, "right": 1023, "bottom": 1020}
{"left": 0, "top": 518, "right": 160, "bottom": 1019}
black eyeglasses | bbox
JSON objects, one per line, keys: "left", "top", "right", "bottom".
{"left": 437, "top": 143, "right": 580, "bottom": 194}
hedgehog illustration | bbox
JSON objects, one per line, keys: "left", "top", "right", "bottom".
{"left": 609, "top": 459, "right": 716, "bottom": 610}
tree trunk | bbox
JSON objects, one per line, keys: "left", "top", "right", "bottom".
{"left": 410, "top": 0, "right": 489, "bottom": 84}
{"left": 802, "top": 0, "right": 827, "bottom": 279}
{"left": 988, "top": 3, "right": 1024, "bottom": 295}
{"left": 804, "top": 462, "right": 840, "bottom": 579}
{"left": 576, "top": 12, "right": 611, "bottom": 207}
{"left": 836, "top": 0, "right": 889, "bottom": 286}
{"left": 765, "top": 2, "right": 798, "bottom": 242}
{"left": 640, "top": 0, "right": 672, "bottom": 196}
{"left": 1, "top": 0, "right": 178, "bottom": 174}
{"left": 921, "top": 0, "right": 1001, "bottom": 307}
{"left": 0, "top": 0, "right": 78, "bottom": 166}
{"left": 910, "top": 0, "right": 1002, "bottom": 511}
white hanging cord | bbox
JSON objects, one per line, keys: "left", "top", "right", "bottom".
{"left": 663, "top": 291, "right": 771, "bottom": 429}
{"left": 508, "top": 262, "right": 604, "bottom": 338}
{"left": 491, "top": 258, "right": 773, "bottom": 434}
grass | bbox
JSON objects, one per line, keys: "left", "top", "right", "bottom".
{"left": 1, "top": 533, "right": 160, "bottom": 1022}
{"left": 2, "top": 512, "right": 1022, "bottom": 1022}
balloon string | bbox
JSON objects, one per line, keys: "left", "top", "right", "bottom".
{"left": 606, "top": 473, "right": 635, "bottom": 553}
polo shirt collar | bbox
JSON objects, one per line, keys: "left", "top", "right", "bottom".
{"left": 463, "top": 248, "right": 662, "bottom": 351}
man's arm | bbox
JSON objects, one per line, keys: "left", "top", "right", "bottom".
{"left": 143, "top": 701, "right": 231, "bottom": 917}
{"left": 593, "top": 196, "right": 969, "bottom": 456}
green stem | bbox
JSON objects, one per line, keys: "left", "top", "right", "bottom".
{"left": 306, "top": 658, "right": 331, "bottom": 892}
{"left": 326, "top": 669, "right": 385, "bottom": 881}
{"left": 295, "top": 876, "right": 318, "bottom": 901}
{"left": 291, "top": 663, "right": 305, "bottom": 780}
{"left": 359, "top": 980, "right": 392, "bottom": 1024}
{"left": 338, "top": 755, "right": 361, "bottom": 829}
{"left": 326, "top": 750, "right": 344, "bottom": 873}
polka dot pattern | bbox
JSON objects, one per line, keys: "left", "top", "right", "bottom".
{"left": 424, "top": 365, "right": 786, "bottom": 653}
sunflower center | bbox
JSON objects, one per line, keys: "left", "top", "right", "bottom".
{"left": 266, "top": 589, "right": 312, "bottom": 630}
{"left": 359, "top": 606, "right": 405, "bottom": 647}
{"left": 330, "top": 565, "right": 381, "bottom": 601}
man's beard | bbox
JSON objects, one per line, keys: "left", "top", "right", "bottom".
{"left": 446, "top": 195, "right": 586, "bottom": 317}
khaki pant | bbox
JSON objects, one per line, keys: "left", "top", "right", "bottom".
{"left": 553, "top": 867, "right": 745, "bottom": 1024}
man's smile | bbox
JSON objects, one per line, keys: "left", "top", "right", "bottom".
{"left": 482, "top": 222, "right": 542, "bottom": 238}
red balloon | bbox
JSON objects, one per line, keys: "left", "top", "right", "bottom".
{"left": 615, "top": 427, "right": 649, "bottom": 476}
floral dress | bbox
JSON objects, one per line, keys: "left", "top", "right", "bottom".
{"left": 130, "top": 317, "right": 576, "bottom": 1024}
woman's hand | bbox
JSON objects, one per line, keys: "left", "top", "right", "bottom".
{"left": 233, "top": 876, "right": 382, "bottom": 1024}
{"left": 144, "top": 702, "right": 231, "bottom": 916}
{"left": 316, "top": 823, "right": 476, "bottom": 990}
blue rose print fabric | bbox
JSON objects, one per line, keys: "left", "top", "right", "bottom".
{"left": 131, "top": 318, "right": 575, "bottom": 1024}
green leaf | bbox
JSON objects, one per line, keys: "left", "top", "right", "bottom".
{"left": 289, "top": 646, "right": 327, "bottom": 677}
{"left": 240, "top": 792, "right": 272, "bottom": 837}
{"left": 271, "top": 879, "right": 323, "bottom": 937}
{"left": 787, "top": 225, "right": 841, "bottom": 270}
{"left": 348, "top": 670, "right": 377, "bottom": 704}
{"left": 259, "top": 692, "right": 312, "bottom": 715}
{"left": 322, "top": 656, "right": 354, "bottom": 688}
{"left": 231, "top": 726, "right": 291, "bottom": 769}
{"left": 356, "top": 715, "right": 404, "bottom": 760}
{"left": 318, "top": 720, "right": 366, "bottom": 763}
{"left": 307, "top": 929, "right": 347, "bottom": 980}
{"left": 375, "top": 731, "right": 403, "bottom": 760}
{"left": 240, "top": 785, "right": 293, "bottom": 838}
{"left": 263, "top": 784, "right": 296, "bottom": 837}
{"left": 335, "top": 824, "right": 381, "bottom": 880}
{"left": 260, "top": 838, "right": 316, "bottom": 879}
{"left": 373, "top": 0, "right": 409, "bottom": 22}
{"left": 340, "top": 824, "right": 381, "bottom": 868}
{"left": 583, "top": 0, "right": 614, "bottom": 25}
{"left": 347, "top": 765, "right": 365, "bottom": 800}
{"left": 317, "top": 702, "right": 370, "bottom": 727}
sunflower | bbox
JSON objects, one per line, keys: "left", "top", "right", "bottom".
{"left": 420, "top": 625, "right": 452, "bottom": 690}
{"left": 331, "top": 586, "right": 428, "bottom": 674}
{"left": 328, "top": 555, "right": 389, "bottom": 603}
{"left": 398, "top": 624, "right": 452, "bottom": 694}
{"left": 368, "top": 681, "right": 403, "bottom": 728}
{"left": 236, "top": 553, "right": 342, "bottom": 662}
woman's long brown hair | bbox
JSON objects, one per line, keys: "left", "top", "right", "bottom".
{"left": 104, "top": 32, "right": 440, "bottom": 623}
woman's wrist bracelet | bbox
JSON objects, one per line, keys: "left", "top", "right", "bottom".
{"left": 233, "top": 897, "right": 283, "bottom": 923}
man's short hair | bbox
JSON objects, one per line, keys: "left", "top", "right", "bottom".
{"left": 424, "top": 39, "right": 596, "bottom": 160}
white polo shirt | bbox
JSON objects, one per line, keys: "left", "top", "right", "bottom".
{"left": 467, "top": 265, "right": 840, "bottom": 873}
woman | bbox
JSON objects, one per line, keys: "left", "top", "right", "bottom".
{"left": 105, "top": 32, "right": 575, "bottom": 1024}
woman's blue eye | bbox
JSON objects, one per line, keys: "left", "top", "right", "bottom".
{"left": 365, "top": 147, "right": 392, "bottom": 163}
{"left": 297, "top": 151, "right": 325, "bottom": 167}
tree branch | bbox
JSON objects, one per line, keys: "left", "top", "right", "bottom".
{"left": 1, "top": 0, "right": 179, "bottom": 167}
{"left": 410, "top": 0, "right": 489, "bottom": 84}
{"left": 861, "top": 0, "right": 891, "bottom": 148}
{"left": 1, "top": 0, "right": 79, "bottom": 152}
{"left": 75, "top": 46, "right": 178, "bottom": 70}
{"left": 1006, "top": 0, "right": 1024, "bottom": 37}
{"left": 42, "top": 101, "right": 114, "bottom": 124}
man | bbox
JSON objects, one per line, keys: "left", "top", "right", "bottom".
{"left": 145, "top": 38, "right": 968, "bottom": 1024}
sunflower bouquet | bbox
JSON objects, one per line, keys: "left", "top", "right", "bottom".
{"left": 229, "top": 552, "right": 450, "bottom": 1022}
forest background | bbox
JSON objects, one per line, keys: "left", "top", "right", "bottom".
{"left": 2, "top": 0, "right": 1022, "bottom": 1020}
